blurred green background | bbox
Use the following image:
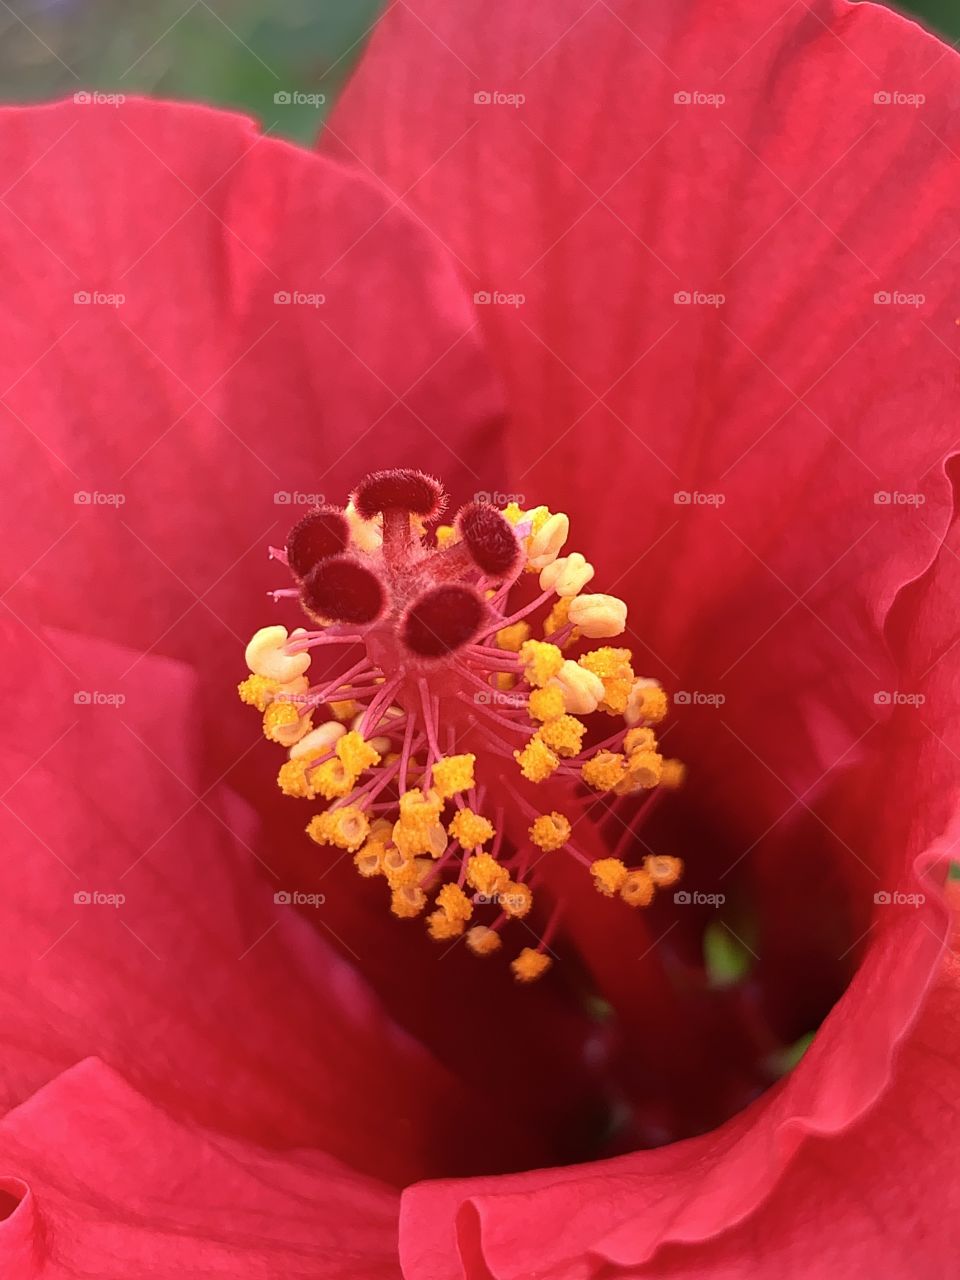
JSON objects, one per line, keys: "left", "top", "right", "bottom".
{"left": 0, "top": 0, "right": 954, "bottom": 143}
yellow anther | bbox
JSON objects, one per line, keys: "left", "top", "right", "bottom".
{"left": 530, "top": 811, "right": 571, "bottom": 852}
{"left": 382, "top": 846, "right": 421, "bottom": 888}
{"left": 569, "top": 593, "right": 628, "bottom": 638}
{"left": 344, "top": 499, "right": 383, "bottom": 553}
{"left": 289, "top": 719, "right": 347, "bottom": 760}
{"left": 466, "top": 925, "right": 502, "bottom": 956}
{"left": 263, "top": 699, "right": 312, "bottom": 746}
{"left": 528, "top": 685, "right": 566, "bottom": 723}
{"left": 519, "top": 640, "right": 565, "bottom": 687}
{"left": 549, "top": 660, "right": 604, "bottom": 714}
{"left": 543, "top": 597, "right": 571, "bottom": 637}
{"left": 539, "top": 551, "right": 594, "bottom": 597}
{"left": 465, "top": 852, "right": 509, "bottom": 898}
{"left": 591, "top": 857, "right": 629, "bottom": 896}
{"left": 615, "top": 749, "right": 663, "bottom": 794}
{"left": 581, "top": 750, "right": 627, "bottom": 792}
{"left": 495, "top": 671, "right": 516, "bottom": 692}
{"left": 599, "top": 677, "right": 634, "bottom": 715}
{"left": 497, "top": 620, "right": 531, "bottom": 652}
{"left": 394, "top": 818, "right": 448, "bottom": 859}
{"left": 329, "top": 699, "right": 363, "bottom": 723}
{"left": 435, "top": 523, "right": 458, "bottom": 549}
{"left": 312, "top": 757, "right": 357, "bottom": 800}
{"left": 659, "top": 758, "right": 686, "bottom": 789}
{"left": 502, "top": 502, "right": 525, "bottom": 525}
{"left": 643, "top": 855, "right": 683, "bottom": 887}
{"left": 435, "top": 882, "right": 473, "bottom": 923}
{"left": 511, "top": 948, "right": 552, "bottom": 982}
{"left": 353, "top": 842, "right": 384, "bottom": 877}
{"left": 624, "top": 726, "right": 657, "bottom": 756}
{"left": 426, "top": 908, "right": 466, "bottom": 940}
{"left": 448, "top": 807, "right": 495, "bottom": 850}
{"left": 625, "top": 679, "right": 668, "bottom": 726}
{"left": 527, "top": 512, "right": 569, "bottom": 569}
{"left": 245, "top": 625, "right": 311, "bottom": 682}
{"left": 278, "top": 758, "right": 316, "bottom": 798}
{"left": 238, "top": 673, "right": 291, "bottom": 712}
{"left": 501, "top": 880, "right": 533, "bottom": 918}
{"left": 580, "top": 647, "right": 634, "bottom": 680}
{"left": 391, "top": 885, "right": 427, "bottom": 918}
{"left": 621, "top": 869, "right": 655, "bottom": 907}
{"left": 514, "top": 734, "right": 560, "bottom": 783}
{"left": 538, "top": 714, "right": 587, "bottom": 758}
{"left": 431, "top": 753, "right": 476, "bottom": 799}
{"left": 326, "top": 805, "right": 370, "bottom": 851}
{"left": 336, "top": 730, "right": 381, "bottom": 775}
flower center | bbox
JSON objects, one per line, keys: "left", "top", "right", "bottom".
{"left": 240, "top": 469, "right": 684, "bottom": 981}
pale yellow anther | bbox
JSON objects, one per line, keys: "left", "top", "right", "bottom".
{"left": 436, "top": 882, "right": 473, "bottom": 923}
{"left": 511, "top": 947, "right": 552, "bottom": 982}
{"left": 581, "top": 750, "right": 627, "bottom": 792}
{"left": 448, "top": 807, "right": 495, "bottom": 850}
{"left": 527, "top": 512, "right": 569, "bottom": 569}
{"left": 625, "top": 678, "right": 669, "bottom": 726}
{"left": 538, "top": 714, "right": 586, "bottom": 758}
{"left": 528, "top": 685, "right": 566, "bottom": 723}
{"left": 245, "top": 625, "right": 311, "bottom": 682}
{"left": 539, "top": 551, "right": 594, "bottom": 597}
{"left": 548, "top": 660, "right": 604, "bottom": 714}
{"left": 312, "top": 757, "right": 357, "bottom": 800}
{"left": 501, "top": 881, "right": 533, "bottom": 918}
{"left": 278, "top": 758, "right": 316, "bottom": 799}
{"left": 344, "top": 499, "right": 383, "bottom": 553}
{"left": 263, "top": 700, "right": 312, "bottom": 746}
{"left": 336, "top": 730, "right": 381, "bottom": 775}
{"left": 591, "top": 857, "right": 629, "bottom": 896}
{"left": 391, "top": 885, "right": 427, "bottom": 918}
{"left": 519, "top": 640, "right": 565, "bottom": 688}
{"left": 435, "top": 523, "right": 458, "bottom": 549}
{"left": 466, "top": 925, "right": 502, "bottom": 957}
{"left": 496, "top": 620, "right": 531, "bottom": 653}
{"left": 514, "top": 734, "right": 560, "bottom": 783}
{"left": 643, "top": 855, "right": 684, "bottom": 887}
{"left": 568, "top": 594, "right": 628, "bottom": 638}
{"left": 530, "top": 811, "right": 571, "bottom": 852}
{"left": 621, "top": 869, "right": 655, "bottom": 908}
{"left": 289, "top": 720, "right": 347, "bottom": 760}
{"left": 431, "top": 754, "right": 476, "bottom": 800}
{"left": 465, "top": 852, "right": 509, "bottom": 898}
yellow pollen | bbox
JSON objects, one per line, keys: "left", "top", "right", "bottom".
{"left": 514, "top": 734, "right": 560, "bottom": 782}
{"left": 353, "top": 842, "right": 385, "bottom": 877}
{"left": 579, "top": 647, "right": 634, "bottom": 680}
{"left": 448, "top": 807, "right": 495, "bottom": 850}
{"left": 502, "top": 501, "right": 524, "bottom": 525}
{"left": 621, "top": 869, "right": 656, "bottom": 907}
{"left": 615, "top": 749, "right": 663, "bottom": 794}
{"left": 263, "top": 699, "right": 312, "bottom": 745}
{"left": 599, "top": 677, "right": 634, "bottom": 716}
{"left": 435, "top": 882, "right": 473, "bottom": 923}
{"left": 329, "top": 699, "right": 363, "bottom": 723}
{"left": 278, "top": 758, "right": 316, "bottom": 798}
{"left": 543, "top": 597, "right": 572, "bottom": 636}
{"left": 238, "top": 673, "right": 283, "bottom": 712}
{"left": 511, "top": 948, "right": 552, "bottom": 983}
{"left": 431, "top": 753, "right": 476, "bottom": 799}
{"left": 391, "top": 885, "right": 427, "bottom": 918}
{"left": 625, "top": 679, "right": 668, "bottom": 726}
{"left": 659, "top": 759, "right": 686, "bottom": 789}
{"left": 591, "top": 857, "right": 629, "bottom": 896}
{"left": 465, "top": 852, "right": 510, "bottom": 897}
{"left": 466, "top": 925, "right": 502, "bottom": 956}
{"left": 643, "top": 855, "right": 684, "bottom": 887}
{"left": 501, "top": 880, "right": 533, "bottom": 918}
{"left": 581, "top": 750, "right": 627, "bottom": 792}
{"left": 530, "top": 811, "right": 571, "bottom": 852}
{"left": 528, "top": 685, "right": 566, "bottom": 723}
{"left": 519, "top": 640, "right": 564, "bottom": 687}
{"left": 494, "top": 672, "right": 516, "bottom": 693}
{"left": 426, "top": 908, "right": 466, "bottom": 940}
{"left": 538, "top": 714, "right": 587, "bottom": 758}
{"left": 624, "top": 726, "right": 657, "bottom": 756}
{"left": 382, "top": 846, "right": 426, "bottom": 888}
{"left": 312, "top": 757, "right": 357, "bottom": 800}
{"left": 336, "top": 730, "right": 381, "bottom": 775}
{"left": 435, "top": 523, "right": 458, "bottom": 549}
{"left": 394, "top": 818, "right": 448, "bottom": 859}
{"left": 496, "top": 620, "right": 531, "bottom": 653}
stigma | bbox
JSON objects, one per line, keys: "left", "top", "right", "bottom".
{"left": 240, "top": 469, "right": 684, "bottom": 983}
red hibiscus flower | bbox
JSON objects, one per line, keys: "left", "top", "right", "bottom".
{"left": 2, "top": 0, "right": 960, "bottom": 1274}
